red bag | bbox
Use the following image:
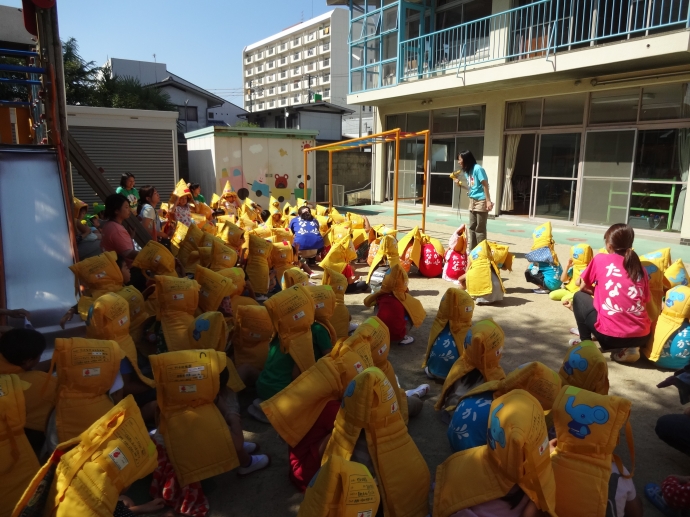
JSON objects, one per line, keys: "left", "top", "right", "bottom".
{"left": 419, "top": 242, "right": 443, "bottom": 278}
{"left": 443, "top": 249, "right": 467, "bottom": 280}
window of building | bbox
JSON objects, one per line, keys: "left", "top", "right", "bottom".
{"left": 323, "top": 73, "right": 330, "bottom": 82}
{"left": 308, "top": 47, "right": 315, "bottom": 56}
{"left": 280, "top": 43, "right": 287, "bottom": 51}
{"left": 294, "top": 37, "right": 300, "bottom": 45}
{"left": 281, "top": 71, "right": 287, "bottom": 78}
{"left": 294, "top": 80, "right": 299, "bottom": 88}
{"left": 323, "top": 26, "right": 330, "bottom": 35}
{"left": 294, "top": 67, "right": 301, "bottom": 74}
{"left": 323, "top": 42, "right": 330, "bottom": 51}
{"left": 293, "top": 52, "right": 300, "bottom": 60}
{"left": 208, "top": 112, "right": 214, "bottom": 119}
{"left": 178, "top": 106, "right": 198, "bottom": 122}
{"left": 324, "top": 88, "right": 330, "bottom": 97}
{"left": 245, "top": 55, "right": 251, "bottom": 63}
{"left": 269, "top": 100, "right": 275, "bottom": 107}
{"left": 323, "top": 57, "right": 330, "bottom": 66}
{"left": 281, "top": 84, "right": 287, "bottom": 92}
{"left": 257, "top": 52, "right": 263, "bottom": 59}
{"left": 589, "top": 88, "right": 640, "bottom": 124}
{"left": 269, "top": 87, "right": 274, "bottom": 94}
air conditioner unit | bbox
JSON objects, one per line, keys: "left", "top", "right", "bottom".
{"left": 324, "top": 184, "right": 344, "bottom": 206}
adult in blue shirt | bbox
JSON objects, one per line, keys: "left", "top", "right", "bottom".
{"left": 289, "top": 205, "right": 324, "bottom": 258}
{"left": 452, "top": 150, "right": 494, "bottom": 252}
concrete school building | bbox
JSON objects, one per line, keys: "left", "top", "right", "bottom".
{"left": 331, "top": 0, "right": 690, "bottom": 244}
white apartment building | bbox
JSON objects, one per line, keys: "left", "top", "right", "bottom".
{"left": 242, "top": 9, "right": 374, "bottom": 137}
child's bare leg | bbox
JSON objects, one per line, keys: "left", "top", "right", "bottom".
{"left": 229, "top": 413, "right": 251, "bottom": 466}
{"left": 300, "top": 258, "right": 314, "bottom": 275}
{"left": 236, "top": 364, "right": 260, "bottom": 387}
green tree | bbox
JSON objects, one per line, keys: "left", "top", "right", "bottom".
{"left": 62, "top": 37, "right": 99, "bottom": 105}
{"left": 233, "top": 120, "right": 260, "bottom": 128}
{"left": 0, "top": 55, "right": 28, "bottom": 102}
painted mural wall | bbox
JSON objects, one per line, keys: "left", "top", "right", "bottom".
{"left": 212, "top": 135, "right": 316, "bottom": 205}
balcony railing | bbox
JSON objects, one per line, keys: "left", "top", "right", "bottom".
{"left": 398, "top": 0, "right": 689, "bottom": 83}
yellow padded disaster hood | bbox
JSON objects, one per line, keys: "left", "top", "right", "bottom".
{"left": 566, "top": 244, "right": 593, "bottom": 293}
{"left": 264, "top": 285, "right": 317, "bottom": 373}
{"left": 559, "top": 341, "right": 609, "bottom": 395}
{"left": 645, "top": 285, "right": 690, "bottom": 362}
{"left": 551, "top": 385, "right": 634, "bottom": 517}
{"left": 319, "top": 237, "right": 352, "bottom": 274}
{"left": 437, "top": 319, "right": 506, "bottom": 411}
{"left": 322, "top": 367, "right": 430, "bottom": 517}
{"left": 260, "top": 340, "right": 374, "bottom": 448}
{"left": 132, "top": 241, "right": 177, "bottom": 279}
{"left": 322, "top": 267, "right": 350, "bottom": 339}
{"left": 0, "top": 356, "right": 56, "bottom": 433}
{"left": 233, "top": 305, "right": 274, "bottom": 371}
{"left": 397, "top": 226, "right": 423, "bottom": 272}
{"left": 306, "top": 285, "right": 339, "bottom": 346}
{"left": 0, "top": 374, "right": 40, "bottom": 517}
{"left": 363, "top": 264, "right": 427, "bottom": 327}
{"left": 69, "top": 251, "right": 123, "bottom": 297}
{"left": 433, "top": 390, "right": 557, "bottom": 517}
{"left": 366, "top": 234, "right": 400, "bottom": 283}
{"left": 423, "top": 287, "right": 474, "bottom": 369}
{"left": 270, "top": 240, "right": 295, "bottom": 281}
{"left": 155, "top": 276, "right": 200, "bottom": 352}
{"left": 12, "top": 395, "right": 157, "bottom": 517}
{"left": 150, "top": 349, "right": 239, "bottom": 486}
{"left": 665, "top": 258, "right": 689, "bottom": 288}
{"left": 281, "top": 267, "right": 310, "bottom": 290}
{"left": 466, "top": 241, "right": 505, "bottom": 298}
{"left": 297, "top": 455, "right": 380, "bottom": 517}
{"left": 217, "top": 219, "right": 244, "bottom": 251}
{"left": 195, "top": 266, "right": 236, "bottom": 314}
{"left": 209, "top": 239, "right": 238, "bottom": 271}
{"left": 85, "top": 293, "right": 155, "bottom": 388}
{"left": 640, "top": 248, "right": 673, "bottom": 323}
{"left": 245, "top": 233, "right": 273, "bottom": 295}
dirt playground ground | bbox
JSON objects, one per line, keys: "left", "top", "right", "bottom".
{"left": 168, "top": 216, "right": 687, "bottom": 517}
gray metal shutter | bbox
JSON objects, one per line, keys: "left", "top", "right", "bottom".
{"left": 69, "top": 126, "right": 176, "bottom": 208}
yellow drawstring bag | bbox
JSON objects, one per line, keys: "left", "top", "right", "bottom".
{"left": 150, "top": 349, "right": 239, "bottom": 486}
{"left": 466, "top": 241, "right": 505, "bottom": 298}
{"left": 366, "top": 235, "right": 401, "bottom": 283}
{"left": 322, "top": 267, "right": 350, "bottom": 339}
{"left": 271, "top": 227, "right": 293, "bottom": 244}
{"left": 271, "top": 241, "right": 295, "bottom": 282}
{"left": 217, "top": 220, "right": 244, "bottom": 251}
{"left": 176, "top": 222, "right": 205, "bottom": 269}
{"left": 195, "top": 266, "right": 236, "bottom": 314}
{"left": 559, "top": 341, "right": 609, "bottom": 395}
{"left": 261, "top": 340, "right": 374, "bottom": 448}
{"left": 665, "top": 258, "right": 689, "bottom": 288}
{"left": 12, "top": 395, "right": 157, "bottom": 517}
{"left": 188, "top": 312, "right": 228, "bottom": 352}
{"left": 0, "top": 374, "right": 40, "bottom": 517}
{"left": 306, "top": 285, "right": 338, "bottom": 345}
{"left": 322, "top": 367, "right": 430, "bottom": 517}
{"left": 353, "top": 317, "right": 409, "bottom": 423}
{"left": 565, "top": 244, "right": 593, "bottom": 292}
{"left": 208, "top": 239, "right": 238, "bottom": 271}
{"left": 264, "top": 285, "right": 317, "bottom": 373}
{"left": 644, "top": 285, "right": 690, "bottom": 362}
{"left": 363, "top": 264, "right": 427, "bottom": 327}
{"left": 458, "top": 361, "right": 562, "bottom": 412}
{"left": 397, "top": 226, "right": 423, "bottom": 273}
{"left": 132, "top": 241, "right": 177, "bottom": 279}
{"left": 51, "top": 338, "right": 123, "bottom": 442}
{"left": 85, "top": 293, "right": 155, "bottom": 388}
{"left": 434, "top": 390, "right": 557, "bottom": 517}
{"left": 437, "top": 319, "right": 506, "bottom": 411}
{"left": 423, "top": 288, "right": 474, "bottom": 369}
{"left": 641, "top": 248, "right": 673, "bottom": 323}
{"left": 298, "top": 455, "right": 380, "bottom": 517}
{"left": 155, "top": 276, "right": 200, "bottom": 352}
{"left": 281, "top": 267, "right": 310, "bottom": 290}
{"left": 0, "top": 356, "right": 56, "bottom": 433}
{"left": 551, "top": 385, "right": 634, "bottom": 517}
{"left": 233, "top": 305, "right": 274, "bottom": 371}
{"left": 245, "top": 233, "right": 273, "bottom": 295}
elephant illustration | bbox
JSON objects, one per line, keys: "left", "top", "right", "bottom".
{"left": 564, "top": 396, "right": 609, "bottom": 439}
{"left": 562, "top": 346, "right": 588, "bottom": 376}
{"left": 192, "top": 318, "right": 211, "bottom": 341}
{"left": 487, "top": 403, "right": 506, "bottom": 450}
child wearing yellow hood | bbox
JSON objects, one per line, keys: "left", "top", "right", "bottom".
{"left": 549, "top": 243, "right": 594, "bottom": 307}
{"left": 363, "top": 264, "right": 426, "bottom": 345}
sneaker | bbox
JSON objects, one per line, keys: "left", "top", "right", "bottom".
{"left": 309, "top": 271, "right": 322, "bottom": 278}
{"left": 568, "top": 338, "right": 581, "bottom": 346}
{"left": 406, "top": 384, "right": 430, "bottom": 398}
{"left": 248, "top": 404, "right": 270, "bottom": 424}
{"left": 533, "top": 289, "right": 550, "bottom": 294}
{"left": 237, "top": 454, "right": 270, "bottom": 476}
{"left": 252, "top": 398, "right": 262, "bottom": 409}
{"left": 644, "top": 483, "right": 682, "bottom": 517}
{"left": 399, "top": 335, "right": 415, "bottom": 345}
{"left": 255, "top": 295, "right": 268, "bottom": 302}
{"left": 242, "top": 442, "right": 259, "bottom": 454}
{"left": 424, "top": 366, "right": 436, "bottom": 380}
{"left": 569, "top": 328, "right": 580, "bottom": 336}
{"left": 349, "top": 321, "right": 359, "bottom": 333}
{"left": 611, "top": 347, "right": 641, "bottom": 364}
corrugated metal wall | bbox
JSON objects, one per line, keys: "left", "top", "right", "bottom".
{"left": 69, "top": 126, "right": 177, "bottom": 208}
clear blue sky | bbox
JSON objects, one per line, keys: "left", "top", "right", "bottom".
{"left": 3, "top": 0, "right": 339, "bottom": 106}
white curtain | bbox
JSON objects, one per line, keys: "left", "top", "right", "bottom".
{"left": 501, "top": 102, "right": 524, "bottom": 212}
{"left": 673, "top": 85, "right": 690, "bottom": 231}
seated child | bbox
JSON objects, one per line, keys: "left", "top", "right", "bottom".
{"left": 646, "top": 285, "right": 690, "bottom": 369}
{"left": 550, "top": 385, "right": 641, "bottom": 517}
{"left": 251, "top": 286, "right": 332, "bottom": 422}
{"left": 363, "top": 264, "right": 426, "bottom": 345}
{"left": 442, "top": 224, "right": 468, "bottom": 283}
{"left": 321, "top": 267, "right": 351, "bottom": 339}
{"left": 320, "top": 235, "right": 366, "bottom": 293}
{"left": 559, "top": 340, "right": 609, "bottom": 395}
{"left": 433, "top": 390, "right": 558, "bottom": 517}
{"left": 646, "top": 476, "right": 690, "bottom": 517}
{"left": 423, "top": 287, "right": 474, "bottom": 380}
{"left": 549, "top": 244, "right": 593, "bottom": 307}
{"left": 524, "top": 222, "right": 563, "bottom": 294}
{"left": 436, "top": 319, "right": 506, "bottom": 421}
{"left": 465, "top": 241, "right": 511, "bottom": 304}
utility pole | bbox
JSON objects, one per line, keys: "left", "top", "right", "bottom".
{"left": 306, "top": 74, "right": 312, "bottom": 103}
{"left": 248, "top": 79, "right": 253, "bottom": 112}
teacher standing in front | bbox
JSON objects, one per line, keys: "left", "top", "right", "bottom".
{"left": 452, "top": 150, "right": 494, "bottom": 252}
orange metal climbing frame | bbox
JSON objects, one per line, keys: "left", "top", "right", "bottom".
{"left": 302, "top": 128, "right": 428, "bottom": 233}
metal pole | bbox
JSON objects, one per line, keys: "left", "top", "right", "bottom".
{"left": 328, "top": 150, "right": 333, "bottom": 210}
{"left": 303, "top": 147, "right": 309, "bottom": 204}
{"left": 393, "top": 130, "right": 400, "bottom": 230}
{"left": 422, "top": 131, "right": 429, "bottom": 233}
{"left": 358, "top": 105, "right": 363, "bottom": 138}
